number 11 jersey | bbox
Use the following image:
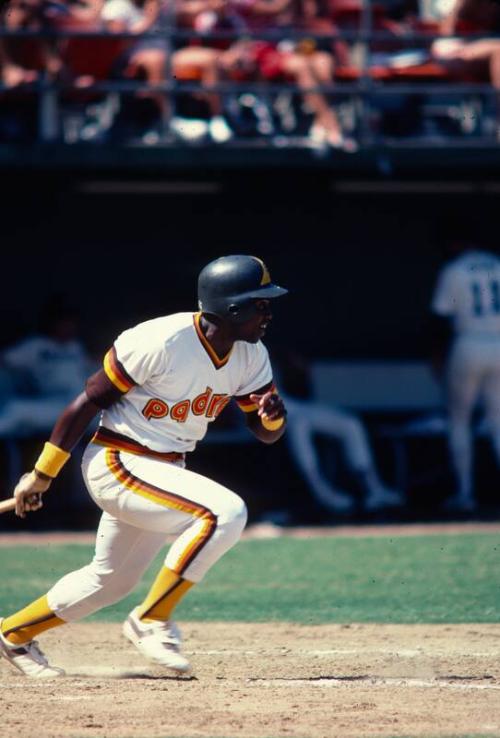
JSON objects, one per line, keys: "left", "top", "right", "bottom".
{"left": 432, "top": 250, "right": 500, "bottom": 336}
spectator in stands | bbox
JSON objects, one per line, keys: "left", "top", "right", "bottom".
{"left": 2, "top": 0, "right": 108, "bottom": 86}
{"left": 217, "top": 0, "right": 355, "bottom": 148}
{"left": 99, "top": 0, "right": 234, "bottom": 141}
{"left": 430, "top": 237, "right": 500, "bottom": 511}
{"left": 0, "top": 38, "right": 32, "bottom": 87}
{"left": 167, "top": 0, "right": 235, "bottom": 141}
{"left": 173, "top": 0, "right": 353, "bottom": 147}
{"left": 0, "top": 296, "right": 93, "bottom": 438}
{"left": 52, "top": 0, "right": 136, "bottom": 91}
{"left": 0, "top": 0, "right": 48, "bottom": 86}
{"left": 431, "top": 0, "right": 500, "bottom": 103}
{"left": 275, "top": 349, "right": 403, "bottom": 513}
{"left": 98, "top": 0, "right": 172, "bottom": 129}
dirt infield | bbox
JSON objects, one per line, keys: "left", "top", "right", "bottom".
{"left": 1, "top": 622, "right": 500, "bottom": 738}
{"left": 2, "top": 525, "right": 499, "bottom": 737}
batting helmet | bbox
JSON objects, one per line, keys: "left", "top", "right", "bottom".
{"left": 198, "top": 255, "right": 288, "bottom": 323}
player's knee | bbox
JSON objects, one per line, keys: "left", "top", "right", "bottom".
{"left": 226, "top": 495, "right": 248, "bottom": 530}
{"left": 86, "top": 563, "right": 140, "bottom": 601}
{"left": 343, "top": 416, "right": 362, "bottom": 438}
{"left": 339, "top": 417, "right": 365, "bottom": 451}
{"left": 104, "top": 578, "right": 139, "bottom": 602}
{"left": 218, "top": 494, "right": 248, "bottom": 541}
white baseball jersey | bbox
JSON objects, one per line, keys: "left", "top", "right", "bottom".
{"left": 93, "top": 312, "right": 272, "bottom": 454}
{"left": 432, "top": 250, "right": 500, "bottom": 336}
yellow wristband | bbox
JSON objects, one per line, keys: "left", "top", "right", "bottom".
{"left": 34, "top": 442, "right": 71, "bottom": 479}
{"left": 261, "top": 415, "right": 285, "bottom": 431}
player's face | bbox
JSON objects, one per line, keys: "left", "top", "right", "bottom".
{"left": 234, "top": 299, "right": 272, "bottom": 343}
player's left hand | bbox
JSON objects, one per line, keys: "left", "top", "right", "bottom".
{"left": 13, "top": 471, "right": 51, "bottom": 518}
{"left": 249, "top": 391, "right": 286, "bottom": 422}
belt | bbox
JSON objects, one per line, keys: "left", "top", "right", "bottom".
{"left": 91, "top": 427, "right": 186, "bottom": 463}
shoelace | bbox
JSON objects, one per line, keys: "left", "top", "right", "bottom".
{"left": 148, "top": 620, "right": 181, "bottom": 646}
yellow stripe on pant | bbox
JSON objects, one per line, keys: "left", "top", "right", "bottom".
{"left": 105, "top": 449, "right": 218, "bottom": 576}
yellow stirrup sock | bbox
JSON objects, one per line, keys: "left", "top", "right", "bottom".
{"left": 137, "top": 566, "right": 194, "bottom": 623}
{"left": 1, "top": 595, "right": 65, "bottom": 645}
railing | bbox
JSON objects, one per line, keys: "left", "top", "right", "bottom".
{"left": 1, "top": 19, "right": 499, "bottom": 149}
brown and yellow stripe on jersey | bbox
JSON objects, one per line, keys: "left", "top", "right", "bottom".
{"left": 103, "top": 346, "right": 137, "bottom": 393}
{"left": 193, "top": 312, "right": 232, "bottom": 369}
{"left": 236, "top": 396, "right": 259, "bottom": 413}
{"left": 235, "top": 382, "right": 277, "bottom": 413}
{"left": 105, "top": 449, "right": 217, "bottom": 576}
{"left": 92, "top": 427, "right": 185, "bottom": 462}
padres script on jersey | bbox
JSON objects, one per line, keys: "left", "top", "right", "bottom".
{"left": 432, "top": 251, "right": 500, "bottom": 336}
{"left": 92, "top": 312, "right": 272, "bottom": 453}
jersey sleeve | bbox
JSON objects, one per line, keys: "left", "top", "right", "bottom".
{"left": 103, "top": 324, "right": 166, "bottom": 394}
{"left": 431, "top": 265, "right": 458, "bottom": 317}
{"left": 234, "top": 342, "right": 274, "bottom": 412}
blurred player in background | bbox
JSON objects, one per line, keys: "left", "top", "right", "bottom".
{"left": 0, "top": 255, "right": 287, "bottom": 679}
{"left": 0, "top": 296, "right": 92, "bottom": 438}
{"left": 276, "top": 350, "right": 402, "bottom": 514}
{"left": 431, "top": 239, "right": 500, "bottom": 511}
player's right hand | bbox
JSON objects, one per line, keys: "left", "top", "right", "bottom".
{"left": 14, "top": 471, "right": 52, "bottom": 518}
{"left": 249, "top": 390, "right": 286, "bottom": 422}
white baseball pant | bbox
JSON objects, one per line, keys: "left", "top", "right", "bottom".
{"left": 446, "top": 334, "right": 500, "bottom": 502}
{"left": 47, "top": 444, "right": 247, "bottom": 622}
{"left": 284, "top": 395, "right": 374, "bottom": 511}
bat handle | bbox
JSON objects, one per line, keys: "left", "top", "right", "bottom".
{"left": 0, "top": 497, "right": 17, "bottom": 514}
{"left": 0, "top": 485, "right": 49, "bottom": 514}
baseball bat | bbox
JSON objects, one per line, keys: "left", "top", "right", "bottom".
{"left": 0, "top": 498, "right": 17, "bottom": 514}
{"left": 0, "top": 489, "right": 48, "bottom": 515}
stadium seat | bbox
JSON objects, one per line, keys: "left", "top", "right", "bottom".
{"left": 53, "top": 16, "right": 127, "bottom": 142}
{"left": 56, "top": 16, "right": 128, "bottom": 81}
{"left": 327, "top": 0, "right": 387, "bottom": 28}
{"left": 0, "top": 36, "right": 44, "bottom": 143}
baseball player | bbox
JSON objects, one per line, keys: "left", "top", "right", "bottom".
{"left": 0, "top": 255, "right": 288, "bottom": 678}
{"left": 431, "top": 242, "right": 500, "bottom": 511}
{"left": 283, "top": 394, "right": 402, "bottom": 513}
{"left": 275, "top": 351, "right": 402, "bottom": 514}
{"left": 0, "top": 299, "right": 92, "bottom": 438}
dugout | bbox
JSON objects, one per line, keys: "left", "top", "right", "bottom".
{"left": 0, "top": 169, "right": 499, "bottom": 528}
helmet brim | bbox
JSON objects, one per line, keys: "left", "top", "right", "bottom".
{"left": 244, "top": 284, "right": 289, "bottom": 300}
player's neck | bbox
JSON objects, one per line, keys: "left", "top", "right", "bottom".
{"left": 199, "top": 315, "right": 234, "bottom": 360}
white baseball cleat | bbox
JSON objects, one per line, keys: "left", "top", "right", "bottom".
{"left": 0, "top": 619, "right": 65, "bottom": 678}
{"left": 364, "top": 487, "right": 403, "bottom": 511}
{"left": 123, "top": 609, "right": 191, "bottom": 674}
{"left": 442, "top": 495, "right": 477, "bottom": 513}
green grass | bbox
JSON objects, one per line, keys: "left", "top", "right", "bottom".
{"left": 1, "top": 533, "right": 499, "bottom": 623}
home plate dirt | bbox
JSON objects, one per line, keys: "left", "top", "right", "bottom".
{"left": 1, "top": 622, "right": 499, "bottom": 738}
